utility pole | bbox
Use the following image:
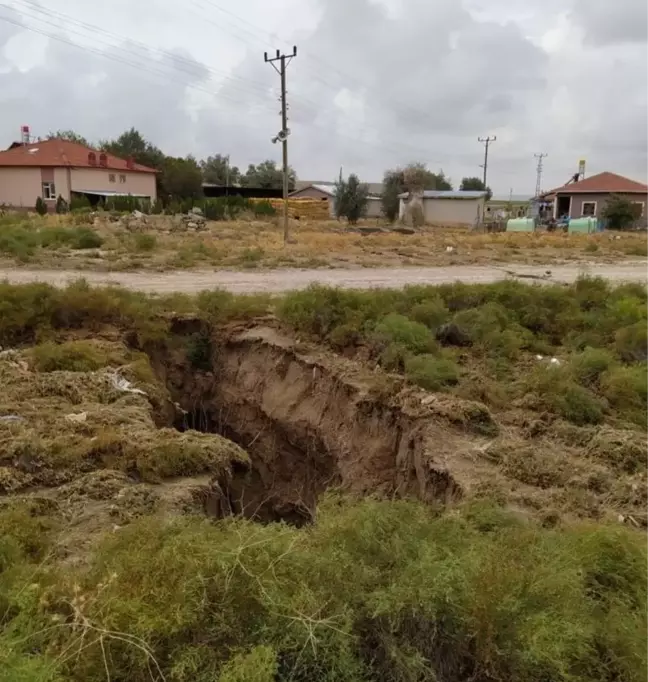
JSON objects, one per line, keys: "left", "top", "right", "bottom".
{"left": 534, "top": 153, "right": 547, "bottom": 197}
{"left": 477, "top": 136, "right": 496, "bottom": 187}
{"left": 265, "top": 46, "right": 297, "bottom": 244}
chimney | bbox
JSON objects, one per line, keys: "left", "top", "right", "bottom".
{"left": 99, "top": 152, "right": 108, "bottom": 168}
{"left": 126, "top": 156, "right": 134, "bottom": 170}
{"left": 20, "top": 125, "right": 30, "bottom": 145}
{"left": 88, "top": 151, "right": 97, "bottom": 166}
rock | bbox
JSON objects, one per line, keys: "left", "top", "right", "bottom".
{"left": 187, "top": 221, "right": 198, "bottom": 229}
{"left": 190, "top": 206, "right": 204, "bottom": 216}
{"left": 132, "top": 210, "right": 144, "bottom": 219}
{"left": 436, "top": 323, "right": 472, "bottom": 347}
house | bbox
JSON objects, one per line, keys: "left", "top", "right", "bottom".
{"left": 0, "top": 138, "right": 157, "bottom": 209}
{"left": 291, "top": 180, "right": 385, "bottom": 219}
{"left": 540, "top": 172, "right": 647, "bottom": 225}
{"left": 398, "top": 190, "right": 488, "bottom": 226}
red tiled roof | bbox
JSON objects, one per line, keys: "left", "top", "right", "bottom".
{"left": 0, "top": 138, "right": 157, "bottom": 173}
{"left": 547, "top": 172, "right": 648, "bottom": 195}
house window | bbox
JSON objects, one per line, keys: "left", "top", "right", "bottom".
{"left": 582, "top": 201, "right": 597, "bottom": 217}
{"left": 119, "top": 175, "right": 126, "bottom": 183}
{"left": 42, "top": 182, "right": 56, "bottom": 200}
{"left": 109, "top": 173, "right": 116, "bottom": 183}
{"left": 633, "top": 202, "right": 645, "bottom": 216}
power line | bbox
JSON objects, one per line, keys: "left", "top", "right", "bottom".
{"left": 477, "top": 136, "right": 496, "bottom": 187}
{"left": 534, "top": 153, "right": 548, "bottom": 198}
{"left": 265, "top": 46, "right": 297, "bottom": 245}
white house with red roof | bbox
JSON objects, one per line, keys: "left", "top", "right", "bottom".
{"left": 0, "top": 137, "right": 157, "bottom": 209}
{"left": 540, "top": 172, "right": 647, "bottom": 224}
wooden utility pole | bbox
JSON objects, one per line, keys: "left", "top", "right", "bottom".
{"left": 265, "top": 46, "right": 297, "bottom": 244}
{"left": 478, "top": 136, "right": 496, "bottom": 187}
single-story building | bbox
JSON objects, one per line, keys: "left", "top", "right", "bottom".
{"left": 486, "top": 194, "right": 530, "bottom": 220}
{"left": 0, "top": 138, "right": 157, "bottom": 209}
{"left": 398, "top": 190, "right": 488, "bottom": 226}
{"left": 540, "top": 172, "right": 647, "bottom": 225}
{"left": 290, "top": 181, "right": 384, "bottom": 219}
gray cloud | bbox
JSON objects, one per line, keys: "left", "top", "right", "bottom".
{"left": 0, "top": 0, "right": 646, "bottom": 194}
{"left": 573, "top": 0, "right": 647, "bottom": 46}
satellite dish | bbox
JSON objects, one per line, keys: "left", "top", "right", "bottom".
{"left": 276, "top": 128, "right": 290, "bottom": 142}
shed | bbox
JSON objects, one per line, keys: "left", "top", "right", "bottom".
{"left": 398, "top": 190, "right": 487, "bottom": 226}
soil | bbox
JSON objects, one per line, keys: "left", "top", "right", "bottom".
{"left": 0, "top": 261, "right": 646, "bottom": 293}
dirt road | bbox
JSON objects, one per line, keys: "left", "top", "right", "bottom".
{"left": 1, "top": 262, "right": 645, "bottom": 294}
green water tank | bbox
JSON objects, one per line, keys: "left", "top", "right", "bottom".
{"left": 568, "top": 217, "right": 597, "bottom": 234}
{"left": 506, "top": 218, "right": 535, "bottom": 232}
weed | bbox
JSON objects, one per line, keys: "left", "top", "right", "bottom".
{"left": 584, "top": 241, "right": 599, "bottom": 253}
{"left": 372, "top": 313, "right": 437, "bottom": 354}
{"left": 29, "top": 340, "right": 116, "bottom": 372}
{"left": 570, "top": 347, "right": 617, "bottom": 387}
{"left": 601, "top": 365, "right": 647, "bottom": 426}
{"left": 615, "top": 322, "right": 647, "bottom": 362}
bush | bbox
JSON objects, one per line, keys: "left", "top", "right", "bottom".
{"left": 29, "top": 339, "right": 113, "bottom": 372}
{"left": 252, "top": 199, "right": 277, "bottom": 217}
{"left": 70, "top": 227, "right": 103, "bottom": 249}
{"left": 615, "top": 322, "right": 647, "bottom": 362}
{"left": 55, "top": 194, "right": 68, "bottom": 214}
{"left": 70, "top": 194, "right": 92, "bottom": 211}
{"left": 601, "top": 365, "right": 647, "bottom": 425}
{"left": 0, "top": 224, "right": 39, "bottom": 261}
{"left": 35, "top": 196, "right": 47, "bottom": 216}
{"left": 404, "top": 353, "right": 459, "bottom": 390}
{"left": 134, "top": 233, "right": 157, "bottom": 252}
{"left": 602, "top": 194, "right": 643, "bottom": 230}
{"left": 203, "top": 198, "right": 227, "bottom": 221}
{"left": 570, "top": 347, "right": 616, "bottom": 387}
{"left": 409, "top": 297, "right": 449, "bottom": 331}
{"left": 373, "top": 313, "right": 437, "bottom": 354}
{"left": 334, "top": 174, "right": 369, "bottom": 224}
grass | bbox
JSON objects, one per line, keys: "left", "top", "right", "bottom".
{"left": 0, "top": 212, "right": 646, "bottom": 271}
{"left": 0, "top": 277, "right": 645, "bottom": 681}
{"left": 0, "top": 496, "right": 645, "bottom": 682}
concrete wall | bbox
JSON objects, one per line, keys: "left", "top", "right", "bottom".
{"left": 365, "top": 197, "right": 383, "bottom": 219}
{"left": 421, "top": 197, "right": 485, "bottom": 226}
{"left": 70, "top": 169, "right": 157, "bottom": 201}
{"left": 0, "top": 167, "right": 43, "bottom": 208}
{"left": 290, "top": 186, "right": 332, "bottom": 200}
{"left": 555, "top": 192, "right": 647, "bottom": 224}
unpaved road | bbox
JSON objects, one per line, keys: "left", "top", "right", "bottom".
{"left": 1, "top": 262, "right": 646, "bottom": 294}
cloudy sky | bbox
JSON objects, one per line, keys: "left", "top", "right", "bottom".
{"left": 0, "top": 0, "right": 646, "bottom": 194}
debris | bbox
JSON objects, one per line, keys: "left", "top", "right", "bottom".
{"left": 132, "top": 210, "right": 144, "bottom": 219}
{"left": 392, "top": 226, "right": 416, "bottom": 235}
{"left": 535, "top": 355, "right": 544, "bottom": 361}
{"left": 65, "top": 411, "right": 88, "bottom": 423}
{"left": 549, "top": 357, "right": 561, "bottom": 366}
{"left": 446, "top": 246, "right": 455, "bottom": 253}
{"left": 0, "top": 414, "right": 24, "bottom": 422}
{"left": 109, "top": 373, "right": 147, "bottom": 396}
{"left": 190, "top": 206, "right": 204, "bottom": 216}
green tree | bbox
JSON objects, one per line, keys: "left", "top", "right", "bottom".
{"left": 602, "top": 194, "right": 643, "bottom": 230}
{"left": 35, "top": 197, "right": 47, "bottom": 216}
{"left": 242, "top": 160, "right": 296, "bottom": 190}
{"left": 334, "top": 174, "right": 369, "bottom": 225}
{"left": 158, "top": 156, "right": 203, "bottom": 201}
{"left": 200, "top": 154, "right": 241, "bottom": 186}
{"left": 47, "top": 130, "right": 90, "bottom": 146}
{"left": 100, "top": 128, "right": 165, "bottom": 170}
{"left": 460, "top": 176, "right": 492, "bottom": 200}
{"left": 55, "top": 195, "right": 69, "bottom": 214}
{"left": 381, "top": 169, "right": 403, "bottom": 223}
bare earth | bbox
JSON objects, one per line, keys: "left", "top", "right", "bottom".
{"left": 1, "top": 261, "right": 646, "bottom": 293}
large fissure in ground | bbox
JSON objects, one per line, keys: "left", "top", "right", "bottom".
{"left": 146, "top": 319, "right": 499, "bottom": 523}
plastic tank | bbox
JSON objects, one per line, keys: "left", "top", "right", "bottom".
{"left": 506, "top": 218, "right": 535, "bottom": 232}
{"left": 568, "top": 217, "right": 597, "bottom": 234}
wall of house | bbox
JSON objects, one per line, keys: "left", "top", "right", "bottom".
{"left": 422, "top": 197, "right": 484, "bottom": 226}
{"left": 70, "top": 169, "right": 157, "bottom": 201}
{"left": 365, "top": 197, "right": 383, "bottom": 219}
{"left": 555, "top": 192, "right": 647, "bottom": 224}
{"left": 0, "top": 167, "right": 43, "bottom": 208}
{"left": 53, "top": 168, "right": 72, "bottom": 202}
{"left": 289, "top": 187, "right": 332, "bottom": 200}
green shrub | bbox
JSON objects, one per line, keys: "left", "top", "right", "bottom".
{"left": 35, "top": 196, "right": 47, "bottom": 216}
{"left": 203, "top": 198, "right": 227, "bottom": 221}
{"left": 70, "top": 194, "right": 92, "bottom": 211}
{"left": 409, "top": 297, "right": 449, "bottom": 331}
{"left": 70, "top": 227, "right": 103, "bottom": 249}
{"left": 601, "top": 365, "right": 647, "bottom": 425}
{"left": 134, "top": 233, "right": 157, "bottom": 252}
{"left": 252, "top": 199, "right": 277, "bottom": 217}
{"left": 570, "top": 347, "right": 617, "bottom": 387}
{"left": 29, "top": 340, "right": 113, "bottom": 372}
{"left": 404, "top": 353, "right": 459, "bottom": 390}
{"left": 615, "top": 322, "right": 647, "bottom": 362}
{"left": 55, "top": 194, "right": 69, "bottom": 214}
{"left": 373, "top": 313, "right": 437, "bottom": 354}
{"left": 0, "top": 224, "right": 39, "bottom": 261}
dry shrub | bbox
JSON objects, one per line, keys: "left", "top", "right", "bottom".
{"left": 587, "top": 427, "right": 647, "bottom": 474}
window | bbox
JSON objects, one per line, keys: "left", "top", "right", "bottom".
{"left": 42, "top": 182, "right": 56, "bottom": 200}
{"left": 633, "top": 202, "right": 645, "bottom": 216}
{"left": 119, "top": 175, "right": 126, "bottom": 183}
{"left": 582, "top": 201, "right": 597, "bottom": 217}
{"left": 109, "top": 173, "right": 116, "bottom": 183}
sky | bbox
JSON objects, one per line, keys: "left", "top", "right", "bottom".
{"left": 0, "top": 0, "right": 646, "bottom": 195}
